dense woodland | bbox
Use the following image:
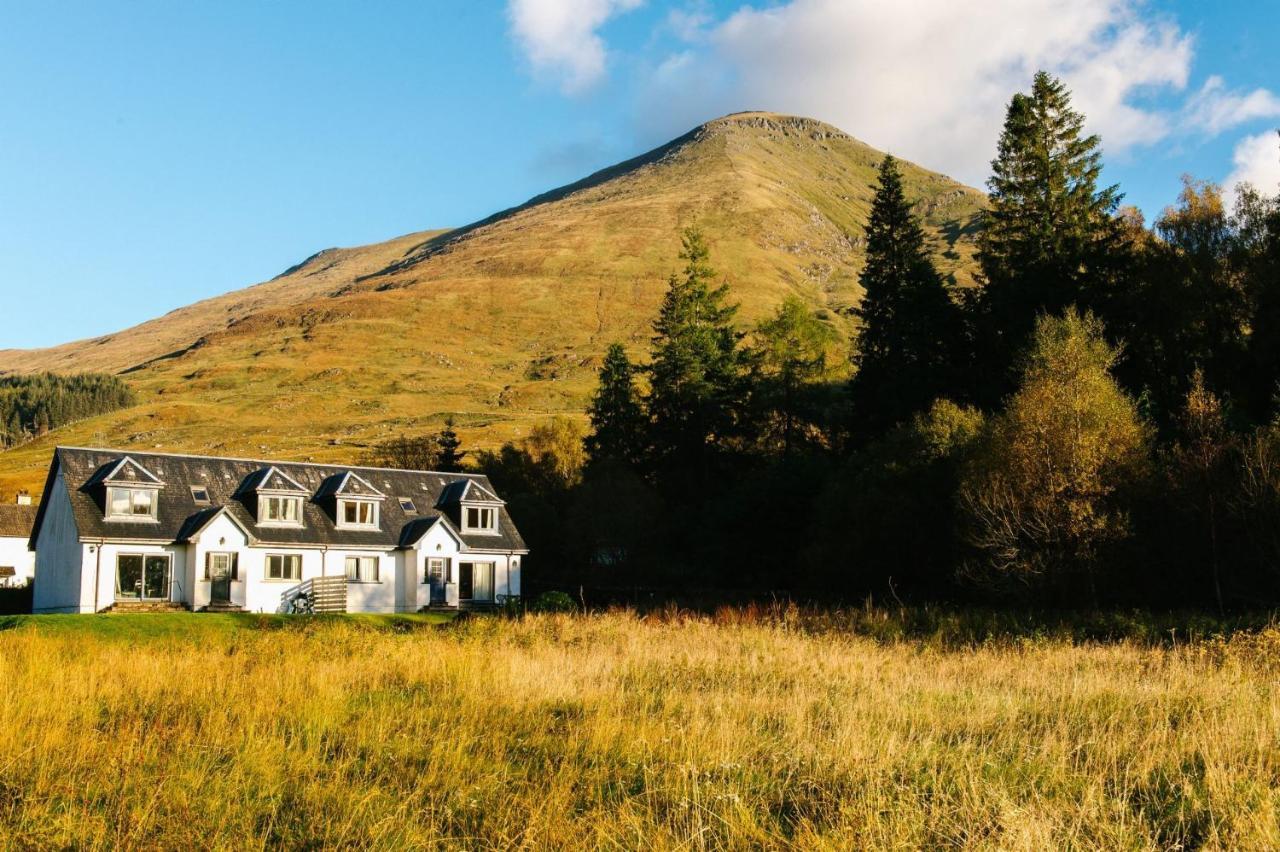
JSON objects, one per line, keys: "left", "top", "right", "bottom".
{"left": 423, "top": 71, "right": 1277, "bottom": 611}
{"left": 0, "top": 372, "right": 136, "bottom": 449}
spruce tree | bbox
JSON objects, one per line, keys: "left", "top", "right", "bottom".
{"left": 977, "top": 71, "right": 1125, "bottom": 398}
{"left": 585, "top": 342, "right": 647, "bottom": 467}
{"left": 646, "top": 228, "right": 746, "bottom": 474}
{"left": 435, "top": 417, "right": 466, "bottom": 472}
{"left": 753, "top": 296, "right": 837, "bottom": 455}
{"left": 850, "top": 155, "right": 963, "bottom": 438}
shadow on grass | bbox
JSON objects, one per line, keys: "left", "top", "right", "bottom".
{"left": 0, "top": 611, "right": 459, "bottom": 640}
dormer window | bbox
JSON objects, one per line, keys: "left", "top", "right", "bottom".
{"left": 339, "top": 499, "right": 378, "bottom": 529}
{"left": 108, "top": 486, "right": 158, "bottom": 521}
{"left": 463, "top": 505, "right": 497, "bottom": 533}
{"left": 260, "top": 495, "right": 303, "bottom": 526}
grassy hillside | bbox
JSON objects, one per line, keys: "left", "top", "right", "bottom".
{"left": 0, "top": 113, "right": 985, "bottom": 494}
{"left": 2, "top": 610, "right": 1277, "bottom": 848}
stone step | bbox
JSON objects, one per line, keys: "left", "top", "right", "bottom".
{"left": 205, "top": 603, "right": 244, "bottom": 613}
{"left": 109, "top": 601, "right": 190, "bottom": 613}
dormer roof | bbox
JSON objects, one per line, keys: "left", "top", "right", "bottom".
{"left": 239, "top": 465, "right": 308, "bottom": 495}
{"left": 88, "top": 455, "right": 164, "bottom": 488}
{"left": 438, "top": 478, "right": 503, "bottom": 506}
{"left": 316, "top": 470, "right": 386, "bottom": 500}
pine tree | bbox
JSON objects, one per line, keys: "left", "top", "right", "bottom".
{"left": 977, "top": 71, "right": 1126, "bottom": 398}
{"left": 850, "top": 155, "right": 963, "bottom": 438}
{"left": 585, "top": 343, "right": 647, "bottom": 467}
{"left": 646, "top": 228, "right": 746, "bottom": 474}
{"left": 753, "top": 296, "right": 838, "bottom": 455}
{"left": 435, "top": 417, "right": 466, "bottom": 472}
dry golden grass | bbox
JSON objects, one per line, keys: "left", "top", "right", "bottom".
{"left": 1, "top": 610, "right": 1277, "bottom": 849}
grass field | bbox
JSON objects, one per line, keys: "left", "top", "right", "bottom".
{"left": 2, "top": 609, "right": 1278, "bottom": 849}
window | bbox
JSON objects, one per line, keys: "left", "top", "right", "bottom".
{"left": 260, "top": 495, "right": 303, "bottom": 525}
{"left": 345, "top": 555, "right": 380, "bottom": 583}
{"left": 424, "top": 557, "right": 449, "bottom": 585}
{"left": 398, "top": 497, "right": 417, "bottom": 513}
{"left": 107, "top": 486, "right": 158, "bottom": 520}
{"left": 339, "top": 499, "right": 378, "bottom": 528}
{"left": 205, "top": 552, "right": 237, "bottom": 581}
{"left": 190, "top": 486, "right": 211, "bottom": 505}
{"left": 115, "top": 554, "right": 171, "bottom": 600}
{"left": 464, "top": 506, "right": 496, "bottom": 532}
{"left": 266, "top": 553, "right": 302, "bottom": 580}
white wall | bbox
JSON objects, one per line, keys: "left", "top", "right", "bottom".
{"left": 322, "top": 548, "right": 396, "bottom": 614}
{"left": 0, "top": 535, "right": 34, "bottom": 588}
{"left": 32, "top": 474, "right": 92, "bottom": 613}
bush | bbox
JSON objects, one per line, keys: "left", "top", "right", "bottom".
{"left": 530, "top": 591, "right": 577, "bottom": 613}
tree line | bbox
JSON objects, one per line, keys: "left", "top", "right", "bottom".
{"left": 0, "top": 372, "right": 137, "bottom": 448}
{"left": 398, "top": 72, "right": 1280, "bottom": 610}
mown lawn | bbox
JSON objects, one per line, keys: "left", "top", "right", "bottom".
{"left": 1, "top": 609, "right": 1278, "bottom": 849}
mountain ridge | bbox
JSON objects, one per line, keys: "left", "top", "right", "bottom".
{"left": 0, "top": 112, "right": 986, "bottom": 494}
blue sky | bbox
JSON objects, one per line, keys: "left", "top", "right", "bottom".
{"left": 2, "top": 0, "right": 1278, "bottom": 350}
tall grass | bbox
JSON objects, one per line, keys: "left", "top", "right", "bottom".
{"left": 1, "top": 611, "right": 1278, "bottom": 849}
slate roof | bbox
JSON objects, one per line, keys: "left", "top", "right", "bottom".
{"left": 31, "top": 447, "right": 527, "bottom": 553}
{"left": 0, "top": 504, "right": 37, "bottom": 540}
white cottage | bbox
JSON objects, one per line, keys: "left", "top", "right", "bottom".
{"left": 0, "top": 498, "right": 37, "bottom": 588}
{"left": 28, "top": 447, "right": 527, "bottom": 614}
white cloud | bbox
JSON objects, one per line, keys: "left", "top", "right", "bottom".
{"left": 508, "top": 0, "right": 644, "bottom": 94}
{"left": 1183, "top": 76, "right": 1280, "bottom": 136}
{"left": 647, "top": 0, "right": 1195, "bottom": 185}
{"left": 1225, "top": 130, "right": 1280, "bottom": 208}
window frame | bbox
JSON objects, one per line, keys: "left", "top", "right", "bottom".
{"left": 259, "top": 494, "right": 304, "bottom": 527}
{"left": 265, "top": 553, "right": 302, "bottom": 581}
{"left": 337, "top": 498, "right": 379, "bottom": 529}
{"left": 344, "top": 555, "right": 380, "bottom": 583}
{"left": 462, "top": 504, "right": 498, "bottom": 534}
{"left": 113, "top": 552, "right": 172, "bottom": 600}
{"left": 190, "top": 486, "right": 212, "bottom": 506}
{"left": 204, "top": 551, "right": 238, "bottom": 581}
{"left": 106, "top": 485, "right": 160, "bottom": 522}
{"left": 424, "top": 556, "right": 449, "bottom": 585}
{"left": 398, "top": 497, "right": 417, "bottom": 513}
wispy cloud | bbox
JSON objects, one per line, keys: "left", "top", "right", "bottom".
{"left": 1183, "top": 76, "right": 1280, "bottom": 136}
{"left": 508, "top": 0, "right": 644, "bottom": 94}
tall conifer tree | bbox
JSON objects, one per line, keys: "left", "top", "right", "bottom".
{"left": 586, "top": 343, "right": 647, "bottom": 467}
{"left": 646, "top": 228, "right": 746, "bottom": 474}
{"left": 850, "top": 155, "right": 963, "bottom": 438}
{"left": 435, "top": 417, "right": 466, "bottom": 472}
{"left": 977, "top": 71, "right": 1125, "bottom": 398}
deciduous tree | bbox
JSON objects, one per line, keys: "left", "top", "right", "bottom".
{"left": 960, "top": 310, "right": 1149, "bottom": 604}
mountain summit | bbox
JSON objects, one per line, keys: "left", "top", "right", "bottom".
{"left": 0, "top": 113, "right": 984, "bottom": 492}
